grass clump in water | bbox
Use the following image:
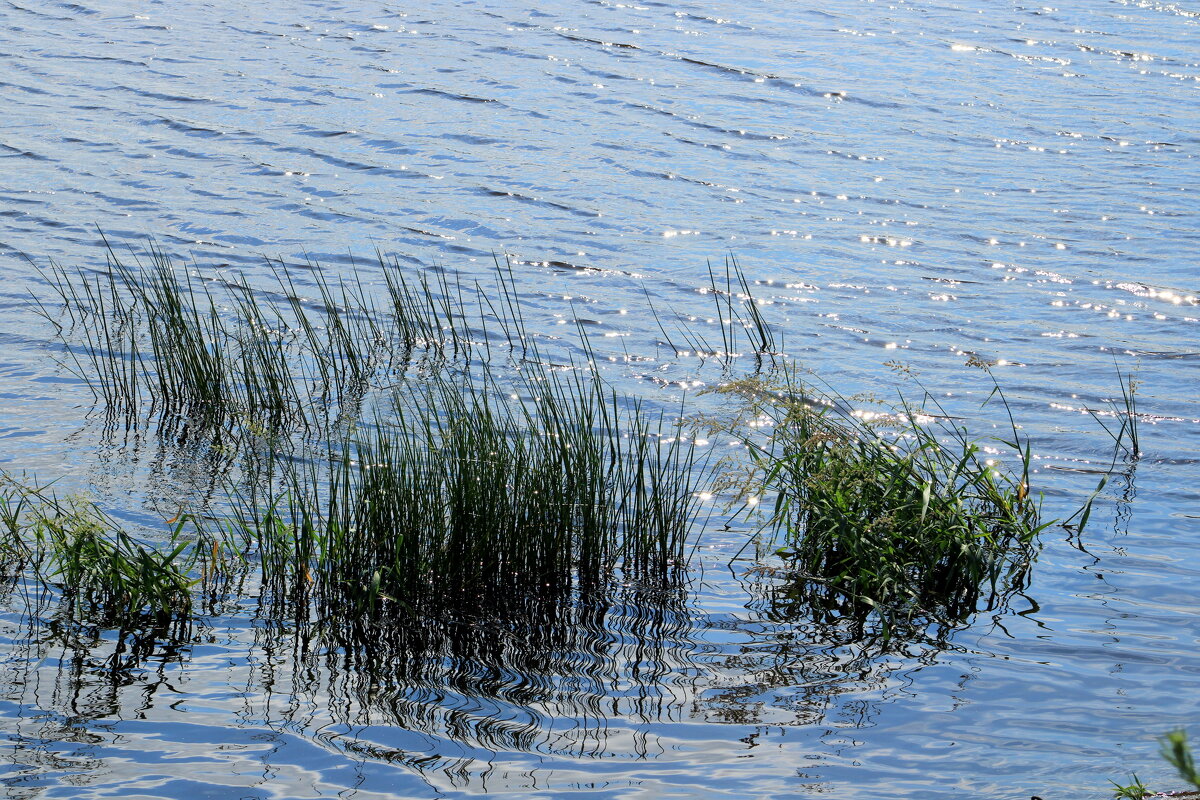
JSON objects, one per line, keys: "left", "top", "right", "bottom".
{"left": 700, "top": 369, "right": 1045, "bottom": 630}
{"left": 37, "top": 238, "right": 512, "bottom": 437}
{"left": 0, "top": 473, "right": 196, "bottom": 625}
{"left": 230, "top": 366, "right": 703, "bottom": 622}
{"left": 33, "top": 240, "right": 1133, "bottom": 644}
{"left": 32, "top": 239, "right": 706, "bottom": 633}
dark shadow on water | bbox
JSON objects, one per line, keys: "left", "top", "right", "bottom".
{"left": 261, "top": 567, "right": 699, "bottom": 772}
{"left": 0, "top": 546, "right": 1048, "bottom": 796}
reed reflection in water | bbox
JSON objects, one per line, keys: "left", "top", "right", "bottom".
{"left": 0, "top": 561, "right": 709, "bottom": 794}
{"left": 0, "top": 538, "right": 1030, "bottom": 797}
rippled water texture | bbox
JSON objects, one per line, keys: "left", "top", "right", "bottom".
{"left": 2, "top": 0, "right": 1199, "bottom": 797}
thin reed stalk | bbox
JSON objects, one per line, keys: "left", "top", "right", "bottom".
{"left": 37, "top": 238, "right": 554, "bottom": 444}
{"left": 645, "top": 255, "right": 777, "bottom": 368}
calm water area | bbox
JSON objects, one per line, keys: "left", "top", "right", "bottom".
{"left": 1, "top": 0, "right": 1199, "bottom": 797}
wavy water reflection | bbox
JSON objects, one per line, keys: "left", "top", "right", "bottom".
{"left": 1, "top": 556, "right": 993, "bottom": 798}
{"left": 0, "top": 568, "right": 703, "bottom": 794}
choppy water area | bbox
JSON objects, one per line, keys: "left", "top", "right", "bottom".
{"left": 1, "top": 0, "right": 1199, "bottom": 797}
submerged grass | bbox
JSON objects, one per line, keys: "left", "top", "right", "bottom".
{"left": 646, "top": 254, "right": 779, "bottom": 368}
{"left": 0, "top": 473, "right": 195, "bottom": 625}
{"left": 698, "top": 367, "right": 1048, "bottom": 630}
{"left": 33, "top": 241, "right": 707, "bottom": 634}
{"left": 37, "top": 238, "right": 527, "bottom": 438}
{"left": 27, "top": 239, "right": 1140, "bottom": 641}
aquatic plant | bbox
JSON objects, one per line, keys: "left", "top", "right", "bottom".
{"left": 1060, "top": 365, "right": 1143, "bottom": 536}
{"left": 1084, "top": 363, "right": 1141, "bottom": 461}
{"left": 646, "top": 254, "right": 778, "bottom": 368}
{"left": 215, "top": 374, "right": 703, "bottom": 764}
{"left": 1162, "top": 730, "right": 1200, "bottom": 790}
{"left": 698, "top": 368, "right": 1046, "bottom": 630}
{"left": 227, "top": 365, "right": 704, "bottom": 621}
{"left": 36, "top": 239, "right": 529, "bottom": 438}
{"left": 30, "top": 240, "right": 1136, "bottom": 646}
{"left": 1109, "top": 774, "right": 1151, "bottom": 800}
{"left": 32, "top": 239, "right": 707, "bottom": 634}
{"left": 0, "top": 473, "right": 196, "bottom": 624}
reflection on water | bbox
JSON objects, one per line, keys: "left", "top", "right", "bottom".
{"left": 0, "top": 607, "right": 193, "bottom": 797}
{"left": 0, "top": 557, "right": 978, "bottom": 797}
{"left": 695, "top": 568, "right": 967, "bottom": 731}
{"left": 292, "top": 582, "right": 697, "bottom": 773}
{"left": 0, "top": 566, "right": 707, "bottom": 795}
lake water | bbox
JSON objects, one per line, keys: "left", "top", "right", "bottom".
{"left": 1, "top": 0, "right": 1199, "bottom": 797}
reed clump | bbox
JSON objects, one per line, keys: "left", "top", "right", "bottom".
{"left": 33, "top": 241, "right": 706, "bottom": 634}
{"left": 31, "top": 240, "right": 1137, "bottom": 643}
{"left": 0, "top": 473, "right": 196, "bottom": 624}
{"left": 229, "top": 367, "right": 702, "bottom": 619}
{"left": 38, "top": 239, "right": 514, "bottom": 437}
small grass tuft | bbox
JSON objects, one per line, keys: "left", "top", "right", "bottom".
{"left": 646, "top": 255, "right": 778, "bottom": 368}
{"left": 1110, "top": 774, "right": 1151, "bottom": 799}
{"left": 1109, "top": 730, "right": 1200, "bottom": 799}
{"left": 0, "top": 473, "right": 196, "bottom": 624}
{"left": 699, "top": 368, "right": 1045, "bottom": 630}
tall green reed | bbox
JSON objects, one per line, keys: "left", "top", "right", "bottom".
{"left": 226, "top": 365, "right": 704, "bottom": 622}
{"left": 646, "top": 254, "right": 778, "bottom": 369}
{"left": 33, "top": 240, "right": 707, "bottom": 634}
{"left": 37, "top": 241, "right": 532, "bottom": 439}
